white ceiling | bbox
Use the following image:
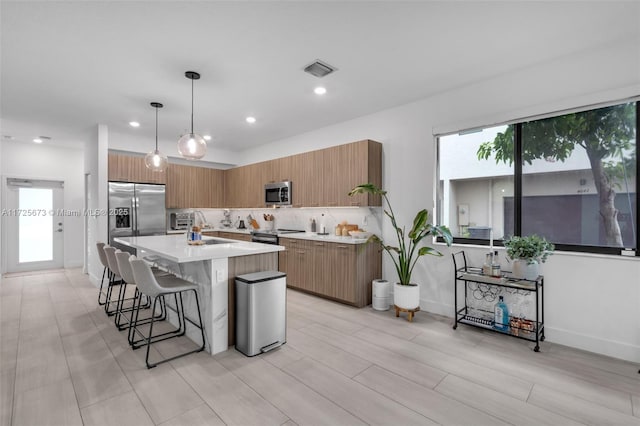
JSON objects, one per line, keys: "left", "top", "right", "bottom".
{"left": 2, "top": 1, "right": 639, "bottom": 155}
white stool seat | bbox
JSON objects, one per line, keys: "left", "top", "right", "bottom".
{"left": 155, "top": 275, "right": 199, "bottom": 294}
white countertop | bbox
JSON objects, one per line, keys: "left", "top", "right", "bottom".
{"left": 115, "top": 234, "right": 283, "bottom": 263}
{"left": 280, "top": 232, "right": 370, "bottom": 245}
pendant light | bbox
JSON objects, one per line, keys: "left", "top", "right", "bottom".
{"left": 145, "top": 102, "right": 169, "bottom": 172}
{"left": 177, "top": 71, "right": 207, "bottom": 160}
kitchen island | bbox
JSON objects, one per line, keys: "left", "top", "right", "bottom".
{"left": 115, "top": 234, "right": 283, "bottom": 354}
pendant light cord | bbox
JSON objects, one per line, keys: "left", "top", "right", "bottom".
{"left": 155, "top": 106, "right": 159, "bottom": 151}
{"left": 190, "top": 77, "right": 194, "bottom": 134}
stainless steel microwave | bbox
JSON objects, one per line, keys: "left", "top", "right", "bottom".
{"left": 265, "top": 181, "right": 292, "bottom": 206}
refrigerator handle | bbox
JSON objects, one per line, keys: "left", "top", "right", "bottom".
{"left": 132, "top": 196, "right": 138, "bottom": 236}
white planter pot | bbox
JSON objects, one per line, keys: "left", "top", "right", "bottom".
{"left": 393, "top": 283, "right": 420, "bottom": 309}
{"left": 511, "top": 259, "right": 539, "bottom": 281}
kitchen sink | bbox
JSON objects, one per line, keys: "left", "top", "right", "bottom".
{"left": 203, "top": 239, "right": 236, "bottom": 245}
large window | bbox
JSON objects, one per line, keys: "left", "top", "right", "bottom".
{"left": 437, "top": 101, "right": 638, "bottom": 255}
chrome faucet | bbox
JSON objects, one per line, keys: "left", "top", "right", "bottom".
{"left": 193, "top": 210, "right": 207, "bottom": 227}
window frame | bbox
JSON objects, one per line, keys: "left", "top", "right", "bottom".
{"left": 435, "top": 100, "right": 639, "bottom": 257}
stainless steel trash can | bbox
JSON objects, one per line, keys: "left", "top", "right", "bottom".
{"left": 235, "top": 271, "right": 287, "bottom": 356}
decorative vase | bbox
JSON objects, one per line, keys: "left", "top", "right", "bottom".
{"left": 393, "top": 283, "right": 420, "bottom": 309}
{"left": 512, "top": 259, "right": 539, "bottom": 281}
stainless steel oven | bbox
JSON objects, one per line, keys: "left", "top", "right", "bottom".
{"left": 265, "top": 181, "right": 292, "bottom": 206}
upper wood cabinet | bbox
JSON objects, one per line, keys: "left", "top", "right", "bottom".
{"left": 108, "top": 153, "right": 166, "bottom": 184}
{"left": 112, "top": 138, "right": 381, "bottom": 209}
{"left": 263, "top": 157, "right": 293, "bottom": 183}
{"left": 224, "top": 166, "right": 249, "bottom": 208}
{"left": 322, "top": 140, "right": 382, "bottom": 207}
{"left": 291, "top": 150, "right": 323, "bottom": 208}
{"left": 223, "top": 139, "right": 381, "bottom": 208}
{"left": 166, "top": 163, "right": 224, "bottom": 209}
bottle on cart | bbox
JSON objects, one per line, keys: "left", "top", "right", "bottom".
{"left": 491, "top": 250, "right": 501, "bottom": 277}
{"left": 494, "top": 296, "right": 509, "bottom": 331}
{"left": 482, "top": 252, "right": 493, "bottom": 275}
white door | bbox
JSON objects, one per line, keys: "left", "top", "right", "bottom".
{"left": 5, "top": 179, "right": 64, "bottom": 272}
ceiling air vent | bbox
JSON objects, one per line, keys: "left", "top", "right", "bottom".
{"left": 303, "top": 60, "right": 337, "bottom": 78}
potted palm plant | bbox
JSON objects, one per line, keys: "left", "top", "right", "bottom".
{"left": 349, "top": 183, "right": 453, "bottom": 311}
{"left": 503, "top": 234, "right": 554, "bottom": 280}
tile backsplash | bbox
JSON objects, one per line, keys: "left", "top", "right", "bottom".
{"left": 169, "top": 207, "right": 383, "bottom": 236}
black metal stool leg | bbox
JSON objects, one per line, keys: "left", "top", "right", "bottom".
{"left": 98, "top": 266, "right": 107, "bottom": 306}
{"left": 145, "top": 297, "right": 159, "bottom": 368}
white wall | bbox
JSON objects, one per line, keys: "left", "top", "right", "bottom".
{"left": 1, "top": 140, "right": 85, "bottom": 269}
{"left": 84, "top": 125, "right": 110, "bottom": 284}
{"left": 241, "top": 40, "right": 640, "bottom": 362}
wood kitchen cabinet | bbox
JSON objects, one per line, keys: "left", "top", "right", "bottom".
{"left": 202, "top": 231, "right": 251, "bottom": 242}
{"left": 224, "top": 165, "right": 264, "bottom": 208}
{"left": 279, "top": 238, "right": 313, "bottom": 292}
{"left": 108, "top": 153, "right": 166, "bottom": 184}
{"left": 279, "top": 237, "right": 381, "bottom": 307}
{"left": 113, "top": 138, "right": 382, "bottom": 209}
{"left": 263, "top": 156, "right": 293, "bottom": 184}
{"left": 166, "top": 163, "right": 224, "bottom": 208}
{"left": 309, "top": 240, "right": 329, "bottom": 294}
{"left": 290, "top": 150, "right": 323, "bottom": 208}
{"left": 322, "top": 140, "right": 382, "bottom": 207}
{"left": 246, "top": 163, "right": 266, "bottom": 208}
{"left": 288, "top": 140, "right": 381, "bottom": 207}
{"left": 217, "top": 231, "right": 252, "bottom": 242}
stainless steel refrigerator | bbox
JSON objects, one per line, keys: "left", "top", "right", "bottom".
{"left": 108, "top": 182, "right": 166, "bottom": 250}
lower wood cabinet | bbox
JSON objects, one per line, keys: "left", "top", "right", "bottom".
{"left": 218, "top": 231, "right": 252, "bottom": 242}
{"left": 202, "top": 231, "right": 252, "bottom": 242}
{"left": 279, "top": 238, "right": 381, "bottom": 307}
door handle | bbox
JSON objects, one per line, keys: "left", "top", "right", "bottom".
{"left": 56, "top": 229, "right": 63, "bottom": 232}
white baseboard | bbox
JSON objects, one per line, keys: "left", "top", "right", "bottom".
{"left": 544, "top": 326, "right": 640, "bottom": 364}
{"left": 420, "top": 298, "right": 453, "bottom": 318}
{"left": 419, "top": 297, "right": 640, "bottom": 364}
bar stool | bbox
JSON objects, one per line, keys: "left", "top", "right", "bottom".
{"left": 103, "top": 246, "right": 131, "bottom": 326}
{"left": 96, "top": 242, "right": 110, "bottom": 306}
{"left": 129, "top": 255, "right": 206, "bottom": 369}
{"left": 115, "top": 250, "right": 166, "bottom": 345}
{"left": 102, "top": 245, "right": 126, "bottom": 317}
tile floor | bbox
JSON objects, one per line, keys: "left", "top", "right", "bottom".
{"left": 1, "top": 268, "right": 639, "bottom": 425}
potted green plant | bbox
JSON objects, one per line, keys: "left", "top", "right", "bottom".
{"left": 348, "top": 183, "right": 453, "bottom": 310}
{"left": 503, "top": 234, "right": 554, "bottom": 280}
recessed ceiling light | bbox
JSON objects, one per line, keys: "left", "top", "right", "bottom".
{"left": 203, "top": 135, "right": 212, "bottom": 141}
{"left": 33, "top": 138, "right": 43, "bottom": 143}
{"left": 129, "top": 121, "right": 140, "bottom": 128}
{"left": 246, "top": 117, "right": 256, "bottom": 124}
{"left": 314, "top": 87, "right": 327, "bottom": 95}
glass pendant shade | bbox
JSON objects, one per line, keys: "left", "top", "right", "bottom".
{"left": 177, "top": 132, "right": 207, "bottom": 160}
{"left": 178, "top": 71, "right": 207, "bottom": 160}
{"left": 145, "top": 101, "right": 167, "bottom": 172}
{"left": 145, "top": 149, "right": 168, "bottom": 172}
